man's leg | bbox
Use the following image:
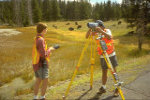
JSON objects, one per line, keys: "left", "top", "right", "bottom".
{"left": 102, "top": 69, "right": 108, "bottom": 85}
{"left": 99, "top": 69, "right": 108, "bottom": 93}
{"left": 34, "top": 78, "right": 42, "bottom": 99}
{"left": 113, "top": 67, "right": 117, "bottom": 73}
{"left": 41, "top": 78, "right": 48, "bottom": 97}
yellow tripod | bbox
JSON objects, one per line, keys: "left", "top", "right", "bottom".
{"left": 62, "top": 32, "right": 125, "bottom": 100}
{"left": 62, "top": 34, "right": 96, "bottom": 100}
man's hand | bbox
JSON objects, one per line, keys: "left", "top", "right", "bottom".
{"left": 47, "top": 45, "right": 60, "bottom": 56}
{"left": 89, "top": 28, "right": 92, "bottom": 32}
{"left": 95, "top": 27, "right": 112, "bottom": 40}
{"left": 46, "top": 47, "right": 54, "bottom": 57}
{"left": 48, "top": 47, "right": 55, "bottom": 51}
{"left": 95, "top": 27, "right": 103, "bottom": 33}
{"left": 86, "top": 28, "right": 92, "bottom": 38}
{"left": 48, "top": 45, "right": 60, "bottom": 51}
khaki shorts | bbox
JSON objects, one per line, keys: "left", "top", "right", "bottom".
{"left": 100, "top": 55, "right": 118, "bottom": 69}
{"left": 35, "top": 61, "right": 49, "bottom": 79}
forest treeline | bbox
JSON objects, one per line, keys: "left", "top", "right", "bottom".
{"left": 0, "top": 0, "right": 150, "bottom": 27}
{"left": 0, "top": 0, "right": 123, "bottom": 26}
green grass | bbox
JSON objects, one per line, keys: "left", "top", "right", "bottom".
{"left": 0, "top": 19, "right": 150, "bottom": 97}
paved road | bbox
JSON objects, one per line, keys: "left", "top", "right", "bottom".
{"left": 101, "top": 71, "right": 150, "bottom": 100}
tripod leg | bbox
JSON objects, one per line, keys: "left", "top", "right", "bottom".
{"left": 90, "top": 60, "right": 94, "bottom": 89}
{"left": 118, "top": 87, "right": 125, "bottom": 100}
{"left": 63, "top": 66, "right": 79, "bottom": 100}
{"left": 63, "top": 36, "right": 91, "bottom": 100}
{"left": 90, "top": 36, "right": 96, "bottom": 89}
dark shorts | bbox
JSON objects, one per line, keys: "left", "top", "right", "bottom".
{"left": 35, "top": 60, "right": 49, "bottom": 79}
{"left": 100, "top": 55, "right": 118, "bottom": 69}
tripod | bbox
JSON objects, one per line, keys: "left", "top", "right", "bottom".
{"left": 62, "top": 30, "right": 125, "bottom": 100}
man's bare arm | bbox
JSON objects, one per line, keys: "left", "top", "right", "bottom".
{"left": 86, "top": 29, "right": 92, "bottom": 39}
{"left": 95, "top": 27, "right": 112, "bottom": 40}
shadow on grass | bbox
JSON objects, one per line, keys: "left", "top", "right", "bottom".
{"left": 89, "top": 93, "right": 117, "bottom": 100}
{"left": 88, "top": 92, "right": 103, "bottom": 100}
{"left": 76, "top": 88, "right": 92, "bottom": 100}
{"left": 102, "top": 95, "right": 117, "bottom": 100}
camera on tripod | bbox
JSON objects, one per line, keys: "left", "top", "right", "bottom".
{"left": 87, "top": 22, "right": 99, "bottom": 29}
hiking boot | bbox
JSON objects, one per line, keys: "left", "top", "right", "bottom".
{"left": 99, "top": 86, "right": 106, "bottom": 94}
{"left": 113, "top": 88, "right": 119, "bottom": 97}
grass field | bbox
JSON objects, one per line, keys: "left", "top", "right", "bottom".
{"left": 0, "top": 19, "right": 150, "bottom": 97}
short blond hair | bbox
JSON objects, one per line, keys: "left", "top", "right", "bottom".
{"left": 37, "top": 22, "right": 47, "bottom": 34}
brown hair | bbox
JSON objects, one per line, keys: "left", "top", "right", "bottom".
{"left": 37, "top": 22, "right": 47, "bottom": 34}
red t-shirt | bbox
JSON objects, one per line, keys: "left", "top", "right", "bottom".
{"left": 33, "top": 35, "right": 50, "bottom": 72}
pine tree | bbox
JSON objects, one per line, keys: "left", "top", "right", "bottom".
{"left": 105, "top": 0, "right": 112, "bottom": 21}
{"left": 66, "top": 1, "right": 73, "bottom": 20}
{"left": 79, "top": 1, "right": 91, "bottom": 20}
{"left": 43, "top": 0, "right": 52, "bottom": 21}
{"left": 0, "top": 1, "right": 2, "bottom": 23}
{"left": 26, "top": 0, "right": 33, "bottom": 25}
{"left": 59, "top": 0, "right": 66, "bottom": 19}
{"left": 32, "top": 0, "right": 42, "bottom": 23}
{"left": 20, "top": 0, "right": 30, "bottom": 26}
{"left": 99, "top": 3, "right": 105, "bottom": 21}
{"left": 12, "top": 0, "right": 22, "bottom": 26}
{"left": 92, "top": 3, "right": 100, "bottom": 20}
{"left": 51, "top": 0, "right": 60, "bottom": 21}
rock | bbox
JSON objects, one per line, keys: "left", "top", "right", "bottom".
{"left": 75, "top": 22, "right": 78, "bottom": 25}
{"left": 52, "top": 25, "right": 57, "bottom": 29}
{"left": 118, "top": 21, "right": 122, "bottom": 25}
{"left": 77, "top": 25, "right": 82, "bottom": 29}
{"left": 66, "top": 23, "right": 70, "bottom": 25}
{"left": 69, "top": 27, "right": 74, "bottom": 31}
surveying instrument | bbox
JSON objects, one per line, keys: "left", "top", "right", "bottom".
{"left": 62, "top": 22, "right": 125, "bottom": 100}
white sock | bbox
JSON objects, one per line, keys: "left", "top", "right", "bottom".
{"left": 40, "top": 95, "right": 45, "bottom": 99}
{"left": 34, "top": 95, "right": 38, "bottom": 99}
{"left": 102, "top": 85, "right": 106, "bottom": 89}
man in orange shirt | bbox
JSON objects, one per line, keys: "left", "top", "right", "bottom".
{"left": 86, "top": 20, "right": 119, "bottom": 97}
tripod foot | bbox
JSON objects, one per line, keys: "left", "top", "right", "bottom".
{"left": 62, "top": 96, "right": 66, "bottom": 100}
{"left": 90, "top": 86, "right": 93, "bottom": 90}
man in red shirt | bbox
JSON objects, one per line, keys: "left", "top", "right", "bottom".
{"left": 32, "top": 23, "right": 55, "bottom": 100}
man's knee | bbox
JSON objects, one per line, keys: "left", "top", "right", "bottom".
{"left": 42, "top": 78, "right": 48, "bottom": 83}
{"left": 36, "top": 78, "right": 42, "bottom": 82}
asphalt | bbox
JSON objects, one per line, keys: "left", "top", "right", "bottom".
{"left": 98, "top": 71, "right": 150, "bottom": 100}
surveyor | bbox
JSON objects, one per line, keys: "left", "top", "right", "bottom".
{"left": 32, "top": 23, "right": 58, "bottom": 100}
{"left": 86, "top": 20, "right": 119, "bottom": 97}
